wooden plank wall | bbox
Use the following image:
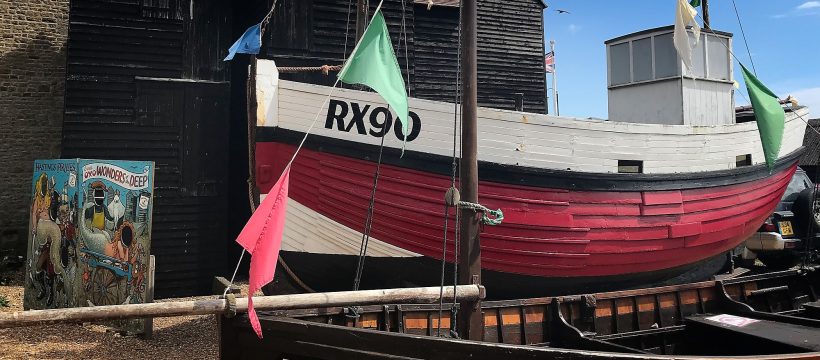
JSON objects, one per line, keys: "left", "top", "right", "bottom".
{"left": 255, "top": 0, "right": 414, "bottom": 88}
{"left": 273, "top": 80, "right": 807, "bottom": 174}
{"left": 249, "top": 0, "right": 547, "bottom": 112}
{"left": 476, "top": 0, "right": 547, "bottom": 113}
{"left": 62, "top": 0, "right": 232, "bottom": 297}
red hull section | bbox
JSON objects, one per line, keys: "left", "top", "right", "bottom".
{"left": 256, "top": 142, "right": 796, "bottom": 279}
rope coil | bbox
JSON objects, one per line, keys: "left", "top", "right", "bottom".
{"left": 277, "top": 65, "right": 342, "bottom": 74}
{"left": 458, "top": 201, "right": 504, "bottom": 226}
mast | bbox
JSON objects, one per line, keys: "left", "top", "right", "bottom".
{"left": 550, "top": 40, "right": 558, "bottom": 116}
{"left": 702, "top": 0, "right": 710, "bottom": 29}
{"left": 355, "top": 0, "right": 370, "bottom": 42}
{"left": 457, "top": 0, "right": 483, "bottom": 341}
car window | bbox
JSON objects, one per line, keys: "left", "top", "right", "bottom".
{"left": 781, "top": 171, "right": 813, "bottom": 205}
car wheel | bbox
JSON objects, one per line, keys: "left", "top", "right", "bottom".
{"left": 793, "top": 188, "right": 820, "bottom": 231}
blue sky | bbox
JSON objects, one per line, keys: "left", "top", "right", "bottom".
{"left": 543, "top": 0, "right": 820, "bottom": 119}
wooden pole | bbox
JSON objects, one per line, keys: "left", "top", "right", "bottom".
{"left": 702, "top": 0, "right": 710, "bottom": 30}
{"left": 458, "top": 0, "right": 484, "bottom": 342}
{"left": 0, "top": 285, "right": 484, "bottom": 329}
{"left": 549, "top": 40, "right": 558, "bottom": 116}
{"left": 355, "top": 0, "right": 369, "bottom": 43}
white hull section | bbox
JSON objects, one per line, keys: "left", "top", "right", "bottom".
{"left": 256, "top": 60, "right": 807, "bottom": 175}
{"left": 261, "top": 193, "right": 420, "bottom": 258}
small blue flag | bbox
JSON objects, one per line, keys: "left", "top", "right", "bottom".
{"left": 224, "top": 23, "right": 262, "bottom": 61}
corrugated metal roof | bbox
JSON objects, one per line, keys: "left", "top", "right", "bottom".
{"left": 800, "top": 118, "right": 820, "bottom": 166}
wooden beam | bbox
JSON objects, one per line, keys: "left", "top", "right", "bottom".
{"left": 355, "top": 0, "right": 370, "bottom": 43}
{"left": 458, "top": 0, "right": 483, "bottom": 342}
{"left": 0, "top": 285, "right": 484, "bottom": 329}
{"left": 702, "top": 0, "right": 710, "bottom": 30}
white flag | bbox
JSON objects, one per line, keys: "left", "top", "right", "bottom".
{"left": 674, "top": 0, "right": 701, "bottom": 71}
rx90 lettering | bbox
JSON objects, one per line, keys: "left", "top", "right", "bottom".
{"left": 325, "top": 99, "right": 421, "bottom": 142}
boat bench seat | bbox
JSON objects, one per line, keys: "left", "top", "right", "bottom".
{"left": 803, "top": 301, "right": 820, "bottom": 319}
{"left": 686, "top": 314, "right": 820, "bottom": 352}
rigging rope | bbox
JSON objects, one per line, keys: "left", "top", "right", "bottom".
{"left": 699, "top": 6, "right": 819, "bottom": 268}
{"left": 802, "top": 160, "right": 819, "bottom": 269}
{"left": 729, "top": 0, "right": 757, "bottom": 76}
{"left": 278, "top": 65, "right": 342, "bottom": 74}
{"left": 225, "top": 0, "right": 279, "bottom": 297}
{"left": 437, "top": 0, "right": 465, "bottom": 338}
{"left": 352, "top": 134, "right": 387, "bottom": 291}
{"left": 343, "top": 0, "right": 355, "bottom": 59}
{"left": 224, "top": 0, "right": 356, "bottom": 297}
{"left": 351, "top": 0, "right": 413, "bottom": 295}
{"left": 400, "top": 0, "right": 411, "bottom": 97}
{"left": 693, "top": 17, "right": 820, "bottom": 137}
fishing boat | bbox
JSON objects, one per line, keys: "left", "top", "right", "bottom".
{"left": 252, "top": 11, "right": 809, "bottom": 297}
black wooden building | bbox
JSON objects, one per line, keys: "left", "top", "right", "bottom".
{"left": 61, "top": 0, "right": 548, "bottom": 298}
{"left": 251, "top": 0, "right": 548, "bottom": 112}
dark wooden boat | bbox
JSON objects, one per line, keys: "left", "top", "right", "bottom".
{"left": 220, "top": 268, "right": 820, "bottom": 359}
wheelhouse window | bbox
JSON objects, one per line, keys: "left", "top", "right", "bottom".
{"left": 736, "top": 154, "right": 752, "bottom": 167}
{"left": 618, "top": 160, "right": 643, "bottom": 174}
{"left": 607, "top": 29, "right": 731, "bottom": 87}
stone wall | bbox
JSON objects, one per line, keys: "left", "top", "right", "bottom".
{"left": 0, "top": 0, "right": 69, "bottom": 255}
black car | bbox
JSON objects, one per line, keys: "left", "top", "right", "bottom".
{"left": 740, "top": 167, "right": 819, "bottom": 269}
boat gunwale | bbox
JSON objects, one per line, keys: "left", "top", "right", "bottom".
{"left": 257, "top": 128, "right": 804, "bottom": 191}
{"left": 272, "top": 78, "right": 808, "bottom": 136}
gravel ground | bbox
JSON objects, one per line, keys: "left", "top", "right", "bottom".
{"left": 0, "top": 271, "right": 250, "bottom": 360}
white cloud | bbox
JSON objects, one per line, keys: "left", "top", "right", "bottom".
{"left": 568, "top": 24, "right": 581, "bottom": 33}
{"left": 797, "top": 1, "right": 820, "bottom": 10}
{"left": 789, "top": 87, "right": 820, "bottom": 118}
{"left": 773, "top": 1, "right": 820, "bottom": 18}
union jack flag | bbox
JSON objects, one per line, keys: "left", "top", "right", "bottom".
{"left": 544, "top": 51, "right": 554, "bottom": 73}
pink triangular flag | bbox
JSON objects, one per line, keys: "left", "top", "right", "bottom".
{"left": 235, "top": 167, "right": 290, "bottom": 338}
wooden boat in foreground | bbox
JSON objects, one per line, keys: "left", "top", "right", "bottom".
{"left": 219, "top": 268, "right": 820, "bottom": 359}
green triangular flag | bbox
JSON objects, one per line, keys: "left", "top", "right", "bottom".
{"left": 338, "top": 9, "right": 409, "bottom": 151}
{"left": 689, "top": 0, "right": 701, "bottom": 7}
{"left": 740, "top": 64, "right": 785, "bottom": 170}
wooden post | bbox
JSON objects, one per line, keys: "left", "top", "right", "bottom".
{"left": 702, "top": 0, "right": 710, "bottom": 30}
{"left": 550, "top": 40, "right": 558, "bottom": 116}
{"left": 247, "top": 56, "right": 260, "bottom": 209}
{"left": 140, "top": 255, "right": 156, "bottom": 339}
{"left": 458, "top": 0, "right": 484, "bottom": 342}
{"left": 355, "top": 0, "right": 369, "bottom": 43}
{"left": 0, "top": 285, "right": 484, "bottom": 329}
{"left": 514, "top": 93, "right": 524, "bottom": 112}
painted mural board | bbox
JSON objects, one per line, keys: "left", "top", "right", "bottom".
{"left": 24, "top": 160, "right": 80, "bottom": 310}
{"left": 24, "top": 159, "right": 155, "bottom": 334}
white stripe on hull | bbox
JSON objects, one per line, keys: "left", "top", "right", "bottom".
{"left": 256, "top": 61, "right": 807, "bottom": 175}
{"left": 261, "top": 193, "right": 421, "bottom": 258}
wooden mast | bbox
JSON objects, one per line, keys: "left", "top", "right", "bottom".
{"left": 457, "top": 0, "right": 483, "bottom": 341}
{"left": 702, "top": 0, "right": 710, "bottom": 29}
{"left": 355, "top": 0, "right": 370, "bottom": 42}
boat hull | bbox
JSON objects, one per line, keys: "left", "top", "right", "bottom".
{"left": 276, "top": 249, "right": 731, "bottom": 299}
{"left": 256, "top": 133, "right": 802, "bottom": 295}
